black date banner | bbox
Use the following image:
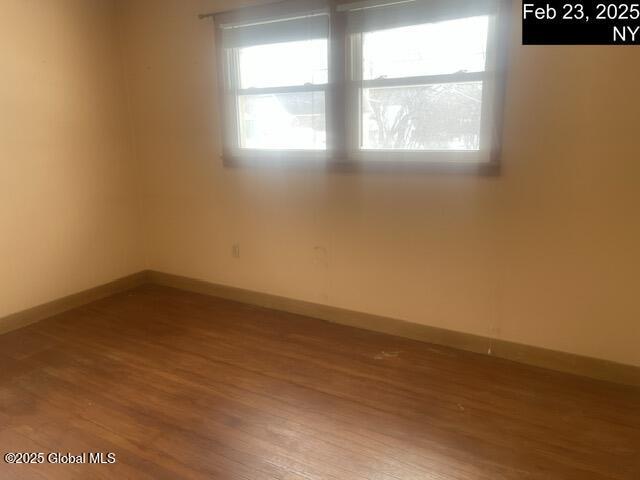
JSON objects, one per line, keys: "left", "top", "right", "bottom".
{"left": 523, "top": 1, "right": 640, "bottom": 44}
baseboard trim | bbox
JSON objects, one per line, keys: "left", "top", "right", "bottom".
{"left": 2, "top": 269, "right": 638, "bottom": 387}
{"left": 0, "top": 271, "right": 150, "bottom": 336}
{"left": 148, "top": 270, "right": 640, "bottom": 388}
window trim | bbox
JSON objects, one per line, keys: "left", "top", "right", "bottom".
{"left": 213, "top": 0, "right": 510, "bottom": 174}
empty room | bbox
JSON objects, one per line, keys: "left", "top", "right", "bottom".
{"left": 1, "top": 0, "right": 639, "bottom": 478}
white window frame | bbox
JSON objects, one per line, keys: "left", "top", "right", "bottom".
{"left": 212, "top": 0, "right": 510, "bottom": 173}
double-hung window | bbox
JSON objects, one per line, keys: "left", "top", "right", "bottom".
{"left": 212, "top": 0, "right": 508, "bottom": 169}
{"left": 216, "top": 0, "right": 330, "bottom": 159}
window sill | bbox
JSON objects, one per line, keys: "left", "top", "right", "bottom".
{"left": 221, "top": 154, "right": 501, "bottom": 176}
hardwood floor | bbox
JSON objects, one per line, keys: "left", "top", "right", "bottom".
{"left": 0, "top": 285, "right": 638, "bottom": 479}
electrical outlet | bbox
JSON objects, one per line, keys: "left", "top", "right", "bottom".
{"left": 232, "top": 243, "right": 240, "bottom": 259}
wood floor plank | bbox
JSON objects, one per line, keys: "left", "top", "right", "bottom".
{"left": 0, "top": 285, "right": 638, "bottom": 479}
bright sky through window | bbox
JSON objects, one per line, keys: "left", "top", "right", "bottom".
{"left": 239, "top": 39, "right": 328, "bottom": 89}
{"left": 363, "top": 16, "right": 489, "bottom": 80}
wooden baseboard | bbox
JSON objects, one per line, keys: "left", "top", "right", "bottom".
{"left": 0, "top": 271, "right": 150, "bottom": 335}
{"left": 148, "top": 270, "right": 640, "bottom": 388}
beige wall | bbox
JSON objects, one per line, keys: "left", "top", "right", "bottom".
{"left": 0, "top": 0, "right": 143, "bottom": 319}
{"left": 118, "top": 0, "right": 640, "bottom": 368}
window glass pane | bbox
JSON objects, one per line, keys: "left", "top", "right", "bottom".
{"left": 239, "top": 39, "right": 328, "bottom": 89}
{"left": 362, "top": 82, "right": 483, "bottom": 151}
{"left": 239, "top": 91, "right": 326, "bottom": 150}
{"left": 363, "top": 16, "right": 489, "bottom": 80}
